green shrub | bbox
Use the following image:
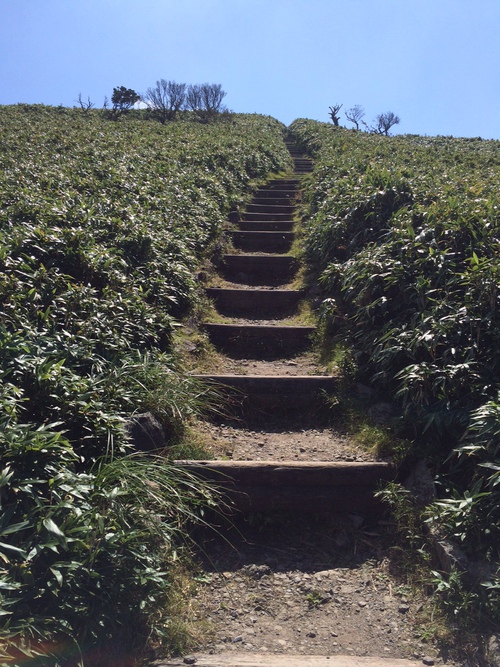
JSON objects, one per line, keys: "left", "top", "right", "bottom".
{"left": 290, "top": 119, "right": 500, "bottom": 624}
{"left": 0, "top": 105, "right": 291, "bottom": 663}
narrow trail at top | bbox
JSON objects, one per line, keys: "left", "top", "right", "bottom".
{"left": 158, "top": 140, "right": 449, "bottom": 667}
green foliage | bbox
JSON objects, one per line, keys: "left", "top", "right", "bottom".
{"left": 0, "top": 104, "right": 290, "bottom": 663}
{"left": 0, "top": 422, "right": 218, "bottom": 665}
{"left": 110, "top": 86, "right": 140, "bottom": 116}
{"left": 290, "top": 119, "right": 500, "bottom": 624}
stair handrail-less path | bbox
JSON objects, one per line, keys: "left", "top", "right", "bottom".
{"left": 160, "top": 139, "right": 423, "bottom": 667}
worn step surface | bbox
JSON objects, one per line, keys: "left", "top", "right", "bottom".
{"left": 246, "top": 202, "right": 295, "bottom": 214}
{"left": 206, "top": 287, "right": 304, "bottom": 318}
{"left": 204, "top": 322, "right": 315, "bottom": 357}
{"left": 157, "top": 655, "right": 420, "bottom": 667}
{"left": 264, "top": 179, "right": 300, "bottom": 188}
{"left": 242, "top": 211, "right": 295, "bottom": 222}
{"left": 221, "top": 254, "right": 299, "bottom": 285}
{"left": 252, "top": 194, "right": 296, "bottom": 204}
{"left": 194, "top": 373, "right": 338, "bottom": 411}
{"left": 230, "top": 230, "right": 294, "bottom": 253}
{"left": 237, "top": 220, "right": 294, "bottom": 232}
{"left": 174, "top": 460, "right": 393, "bottom": 513}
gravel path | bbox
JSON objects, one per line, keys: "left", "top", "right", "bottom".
{"left": 189, "top": 516, "right": 444, "bottom": 665}
{"left": 176, "top": 158, "right": 462, "bottom": 667}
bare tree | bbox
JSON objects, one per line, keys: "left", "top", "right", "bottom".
{"left": 328, "top": 104, "right": 343, "bottom": 126}
{"left": 345, "top": 105, "right": 365, "bottom": 131}
{"left": 373, "top": 111, "right": 400, "bottom": 136}
{"left": 201, "top": 83, "right": 226, "bottom": 114}
{"left": 143, "top": 79, "right": 187, "bottom": 123}
{"left": 186, "top": 84, "right": 203, "bottom": 112}
{"left": 76, "top": 93, "right": 94, "bottom": 112}
{"left": 187, "top": 83, "right": 227, "bottom": 122}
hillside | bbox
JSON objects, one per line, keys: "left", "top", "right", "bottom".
{"left": 288, "top": 118, "right": 500, "bottom": 625}
{"left": 0, "top": 107, "right": 498, "bottom": 666}
{"left": 0, "top": 105, "right": 291, "bottom": 665}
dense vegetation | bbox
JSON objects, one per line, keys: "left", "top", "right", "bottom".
{"left": 289, "top": 119, "right": 499, "bottom": 625}
{"left": 0, "top": 104, "right": 291, "bottom": 665}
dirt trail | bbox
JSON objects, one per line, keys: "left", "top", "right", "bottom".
{"left": 159, "top": 143, "right": 457, "bottom": 667}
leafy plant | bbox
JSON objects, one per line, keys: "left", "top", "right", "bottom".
{"left": 290, "top": 118, "right": 500, "bottom": 627}
{"left": 110, "top": 86, "right": 140, "bottom": 117}
{"left": 0, "top": 104, "right": 291, "bottom": 663}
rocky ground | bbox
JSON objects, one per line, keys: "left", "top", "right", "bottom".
{"left": 173, "top": 323, "right": 470, "bottom": 667}
{"left": 197, "top": 421, "right": 373, "bottom": 462}
{"left": 188, "top": 513, "right": 452, "bottom": 666}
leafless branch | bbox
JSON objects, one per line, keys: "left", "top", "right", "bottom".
{"left": 329, "top": 104, "right": 343, "bottom": 126}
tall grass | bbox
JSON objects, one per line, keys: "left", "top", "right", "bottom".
{"left": 290, "top": 119, "right": 500, "bottom": 625}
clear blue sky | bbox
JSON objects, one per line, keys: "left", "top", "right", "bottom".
{"left": 1, "top": 0, "right": 499, "bottom": 139}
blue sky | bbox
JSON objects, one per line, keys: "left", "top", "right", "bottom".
{"left": 1, "top": 0, "right": 499, "bottom": 139}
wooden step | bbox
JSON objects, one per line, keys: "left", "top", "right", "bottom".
{"left": 157, "top": 653, "right": 420, "bottom": 667}
{"left": 242, "top": 211, "right": 294, "bottom": 222}
{"left": 230, "top": 230, "right": 294, "bottom": 253}
{"left": 204, "top": 323, "right": 315, "bottom": 357}
{"left": 246, "top": 203, "right": 295, "bottom": 215}
{"left": 193, "top": 374, "right": 338, "bottom": 411}
{"left": 206, "top": 288, "right": 304, "bottom": 318}
{"left": 263, "top": 180, "right": 299, "bottom": 190}
{"left": 252, "top": 193, "right": 296, "bottom": 204}
{"left": 221, "top": 254, "right": 299, "bottom": 285}
{"left": 238, "top": 220, "right": 294, "bottom": 232}
{"left": 173, "top": 460, "right": 394, "bottom": 514}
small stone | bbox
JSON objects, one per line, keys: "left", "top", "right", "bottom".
{"left": 398, "top": 604, "right": 410, "bottom": 614}
{"left": 358, "top": 599, "right": 368, "bottom": 608}
{"left": 183, "top": 658, "right": 197, "bottom": 665}
{"left": 306, "top": 631, "right": 317, "bottom": 638}
{"left": 233, "top": 635, "right": 243, "bottom": 643}
{"left": 422, "top": 658, "right": 435, "bottom": 666}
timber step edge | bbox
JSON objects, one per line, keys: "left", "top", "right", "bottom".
{"left": 229, "top": 230, "right": 294, "bottom": 253}
{"left": 251, "top": 194, "right": 296, "bottom": 204}
{"left": 237, "top": 220, "right": 294, "bottom": 231}
{"left": 221, "top": 254, "right": 299, "bottom": 285}
{"left": 156, "top": 653, "right": 421, "bottom": 667}
{"left": 203, "top": 322, "right": 316, "bottom": 357}
{"left": 205, "top": 287, "right": 304, "bottom": 317}
{"left": 174, "top": 461, "right": 394, "bottom": 514}
{"left": 242, "top": 211, "right": 295, "bottom": 222}
{"left": 246, "top": 203, "right": 295, "bottom": 214}
{"left": 192, "top": 373, "right": 338, "bottom": 411}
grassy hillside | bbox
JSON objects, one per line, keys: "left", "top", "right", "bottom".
{"left": 289, "top": 119, "right": 499, "bottom": 627}
{"left": 0, "top": 105, "right": 291, "bottom": 665}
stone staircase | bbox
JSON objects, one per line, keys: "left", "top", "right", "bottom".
{"left": 160, "top": 139, "right": 424, "bottom": 667}
{"left": 176, "top": 139, "right": 394, "bottom": 515}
